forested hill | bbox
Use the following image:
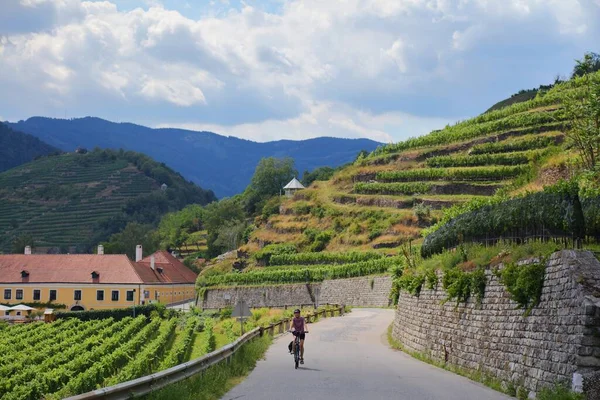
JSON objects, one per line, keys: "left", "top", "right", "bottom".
{"left": 0, "top": 149, "right": 216, "bottom": 253}
{"left": 7, "top": 117, "right": 381, "bottom": 198}
{"left": 0, "top": 123, "right": 60, "bottom": 172}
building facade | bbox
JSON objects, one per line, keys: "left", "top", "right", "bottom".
{"left": 0, "top": 246, "right": 197, "bottom": 311}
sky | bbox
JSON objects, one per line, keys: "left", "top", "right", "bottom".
{"left": 0, "top": 0, "right": 599, "bottom": 143}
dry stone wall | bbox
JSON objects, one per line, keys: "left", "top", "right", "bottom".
{"left": 200, "top": 275, "right": 392, "bottom": 309}
{"left": 320, "top": 276, "right": 392, "bottom": 307}
{"left": 202, "top": 283, "right": 315, "bottom": 309}
{"left": 392, "top": 250, "right": 600, "bottom": 398}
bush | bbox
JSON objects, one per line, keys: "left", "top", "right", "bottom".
{"left": 413, "top": 203, "right": 431, "bottom": 223}
{"left": 253, "top": 244, "right": 297, "bottom": 266}
{"left": 309, "top": 231, "right": 333, "bottom": 252}
{"left": 261, "top": 197, "right": 282, "bottom": 219}
{"left": 497, "top": 261, "right": 546, "bottom": 312}
{"left": 292, "top": 201, "right": 312, "bottom": 215}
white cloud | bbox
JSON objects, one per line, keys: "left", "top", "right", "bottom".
{"left": 0, "top": 0, "right": 598, "bottom": 143}
{"left": 157, "top": 100, "right": 454, "bottom": 143}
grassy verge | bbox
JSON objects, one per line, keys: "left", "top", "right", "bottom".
{"left": 146, "top": 335, "right": 272, "bottom": 400}
{"left": 387, "top": 324, "right": 586, "bottom": 400}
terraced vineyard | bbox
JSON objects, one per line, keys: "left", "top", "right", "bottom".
{"left": 238, "top": 74, "right": 593, "bottom": 261}
{"left": 0, "top": 149, "right": 216, "bottom": 252}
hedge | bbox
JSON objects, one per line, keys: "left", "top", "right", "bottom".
{"left": 421, "top": 182, "right": 587, "bottom": 257}
{"left": 55, "top": 303, "right": 173, "bottom": 321}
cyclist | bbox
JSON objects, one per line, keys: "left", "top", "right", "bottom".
{"left": 289, "top": 308, "right": 308, "bottom": 364}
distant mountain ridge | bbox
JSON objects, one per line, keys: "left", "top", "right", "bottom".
{"left": 8, "top": 117, "right": 381, "bottom": 198}
{"left": 0, "top": 123, "right": 60, "bottom": 172}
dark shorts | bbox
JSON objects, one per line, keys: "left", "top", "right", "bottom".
{"left": 292, "top": 331, "right": 306, "bottom": 340}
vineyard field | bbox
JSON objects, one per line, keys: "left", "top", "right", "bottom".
{"left": 0, "top": 306, "right": 330, "bottom": 400}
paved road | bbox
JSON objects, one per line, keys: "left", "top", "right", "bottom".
{"left": 222, "top": 308, "right": 512, "bottom": 400}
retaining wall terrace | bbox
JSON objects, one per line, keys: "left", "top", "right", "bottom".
{"left": 392, "top": 250, "right": 600, "bottom": 398}
{"left": 200, "top": 276, "right": 392, "bottom": 309}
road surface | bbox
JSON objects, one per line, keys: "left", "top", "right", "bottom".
{"left": 222, "top": 308, "right": 512, "bottom": 400}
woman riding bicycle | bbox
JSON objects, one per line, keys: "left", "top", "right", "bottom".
{"left": 289, "top": 308, "right": 308, "bottom": 364}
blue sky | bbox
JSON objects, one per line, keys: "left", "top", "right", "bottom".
{"left": 0, "top": 0, "right": 598, "bottom": 143}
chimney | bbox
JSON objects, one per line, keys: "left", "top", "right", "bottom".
{"left": 24, "top": 246, "right": 32, "bottom": 255}
{"left": 97, "top": 245, "right": 104, "bottom": 255}
{"left": 151, "top": 255, "right": 155, "bottom": 271}
{"left": 135, "top": 245, "right": 143, "bottom": 262}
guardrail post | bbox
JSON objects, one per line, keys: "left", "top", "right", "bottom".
{"left": 269, "top": 324, "right": 274, "bottom": 336}
{"left": 259, "top": 327, "right": 264, "bottom": 337}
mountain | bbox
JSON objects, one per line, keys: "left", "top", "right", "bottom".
{"left": 0, "top": 149, "right": 216, "bottom": 253}
{"left": 0, "top": 123, "right": 61, "bottom": 172}
{"left": 7, "top": 117, "right": 381, "bottom": 198}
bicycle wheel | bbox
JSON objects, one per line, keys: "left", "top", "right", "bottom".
{"left": 294, "top": 339, "right": 299, "bottom": 369}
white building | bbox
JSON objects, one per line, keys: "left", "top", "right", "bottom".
{"left": 283, "top": 178, "right": 305, "bottom": 197}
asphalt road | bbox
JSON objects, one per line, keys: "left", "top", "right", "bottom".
{"left": 222, "top": 308, "right": 512, "bottom": 400}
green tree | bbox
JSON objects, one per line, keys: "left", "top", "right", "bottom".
{"left": 250, "top": 157, "right": 297, "bottom": 198}
{"left": 204, "top": 198, "right": 245, "bottom": 256}
{"left": 243, "top": 157, "right": 297, "bottom": 214}
{"left": 213, "top": 220, "right": 247, "bottom": 253}
{"left": 101, "top": 223, "right": 159, "bottom": 260}
{"left": 156, "top": 204, "right": 205, "bottom": 249}
{"left": 11, "top": 234, "right": 34, "bottom": 254}
{"left": 563, "top": 61, "right": 600, "bottom": 169}
{"left": 572, "top": 52, "right": 600, "bottom": 78}
{"left": 302, "top": 166, "right": 335, "bottom": 186}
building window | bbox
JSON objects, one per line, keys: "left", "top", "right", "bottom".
{"left": 49, "top": 290, "right": 57, "bottom": 301}
{"left": 111, "top": 290, "right": 119, "bottom": 301}
{"left": 4, "top": 289, "right": 11, "bottom": 300}
{"left": 126, "top": 290, "right": 134, "bottom": 302}
{"left": 16, "top": 289, "right": 23, "bottom": 300}
{"left": 74, "top": 290, "right": 82, "bottom": 301}
{"left": 97, "top": 290, "right": 104, "bottom": 301}
{"left": 33, "top": 290, "right": 41, "bottom": 301}
{"left": 155, "top": 290, "right": 158, "bottom": 300}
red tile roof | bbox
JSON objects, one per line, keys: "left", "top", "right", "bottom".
{"left": 0, "top": 251, "right": 197, "bottom": 285}
{"left": 136, "top": 251, "right": 198, "bottom": 284}
{"left": 0, "top": 254, "right": 142, "bottom": 284}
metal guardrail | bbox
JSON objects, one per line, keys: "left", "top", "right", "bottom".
{"left": 65, "top": 305, "right": 344, "bottom": 400}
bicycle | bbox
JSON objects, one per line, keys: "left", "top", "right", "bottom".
{"left": 289, "top": 330, "right": 307, "bottom": 369}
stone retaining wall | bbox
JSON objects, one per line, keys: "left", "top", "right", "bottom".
{"left": 392, "top": 250, "right": 600, "bottom": 398}
{"left": 320, "top": 276, "right": 392, "bottom": 307}
{"left": 200, "top": 275, "right": 392, "bottom": 309}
